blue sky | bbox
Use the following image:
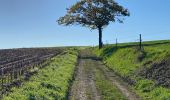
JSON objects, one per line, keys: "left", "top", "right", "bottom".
{"left": 0, "top": 0, "right": 170, "bottom": 49}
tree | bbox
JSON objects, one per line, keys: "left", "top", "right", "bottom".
{"left": 58, "top": 0, "right": 130, "bottom": 49}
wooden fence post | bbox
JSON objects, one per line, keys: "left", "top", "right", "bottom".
{"left": 139, "top": 34, "right": 142, "bottom": 51}
{"left": 116, "top": 38, "right": 118, "bottom": 49}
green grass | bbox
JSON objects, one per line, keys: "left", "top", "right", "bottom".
{"left": 4, "top": 49, "right": 78, "bottom": 100}
{"left": 94, "top": 68, "right": 126, "bottom": 100}
{"left": 93, "top": 40, "right": 170, "bottom": 100}
{"left": 135, "top": 79, "right": 170, "bottom": 100}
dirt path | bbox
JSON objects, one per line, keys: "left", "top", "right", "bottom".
{"left": 69, "top": 50, "right": 100, "bottom": 100}
{"left": 95, "top": 60, "right": 140, "bottom": 100}
{"left": 69, "top": 50, "right": 140, "bottom": 100}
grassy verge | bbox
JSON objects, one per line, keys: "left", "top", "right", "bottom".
{"left": 4, "top": 49, "right": 78, "bottom": 100}
{"left": 94, "top": 68, "right": 126, "bottom": 100}
{"left": 93, "top": 40, "right": 170, "bottom": 100}
{"left": 134, "top": 79, "right": 170, "bottom": 100}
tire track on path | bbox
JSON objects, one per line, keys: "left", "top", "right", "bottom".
{"left": 69, "top": 50, "right": 100, "bottom": 100}
{"left": 69, "top": 49, "right": 140, "bottom": 100}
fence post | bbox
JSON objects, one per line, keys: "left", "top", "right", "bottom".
{"left": 116, "top": 38, "right": 118, "bottom": 49}
{"left": 139, "top": 34, "right": 142, "bottom": 51}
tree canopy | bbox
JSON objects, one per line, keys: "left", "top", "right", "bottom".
{"left": 58, "top": 0, "right": 130, "bottom": 29}
{"left": 58, "top": 0, "right": 130, "bottom": 49}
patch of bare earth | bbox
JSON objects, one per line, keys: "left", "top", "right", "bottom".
{"left": 140, "top": 57, "right": 170, "bottom": 87}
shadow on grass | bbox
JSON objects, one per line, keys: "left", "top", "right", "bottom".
{"left": 80, "top": 56, "right": 103, "bottom": 61}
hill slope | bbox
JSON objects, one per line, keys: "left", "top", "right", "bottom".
{"left": 94, "top": 40, "right": 170, "bottom": 100}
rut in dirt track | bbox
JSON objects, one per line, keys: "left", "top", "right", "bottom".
{"left": 68, "top": 50, "right": 140, "bottom": 100}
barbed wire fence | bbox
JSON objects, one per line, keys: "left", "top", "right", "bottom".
{"left": 103, "top": 32, "right": 170, "bottom": 52}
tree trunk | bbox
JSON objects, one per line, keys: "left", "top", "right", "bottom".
{"left": 98, "top": 27, "right": 103, "bottom": 49}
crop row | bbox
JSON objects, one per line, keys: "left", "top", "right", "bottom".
{"left": 0, "top": 48, "right": 62, "bottom": 98}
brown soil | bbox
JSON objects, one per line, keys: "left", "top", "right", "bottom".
{"left": 140, "top": 57, "right": 170, "bottom": 87}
